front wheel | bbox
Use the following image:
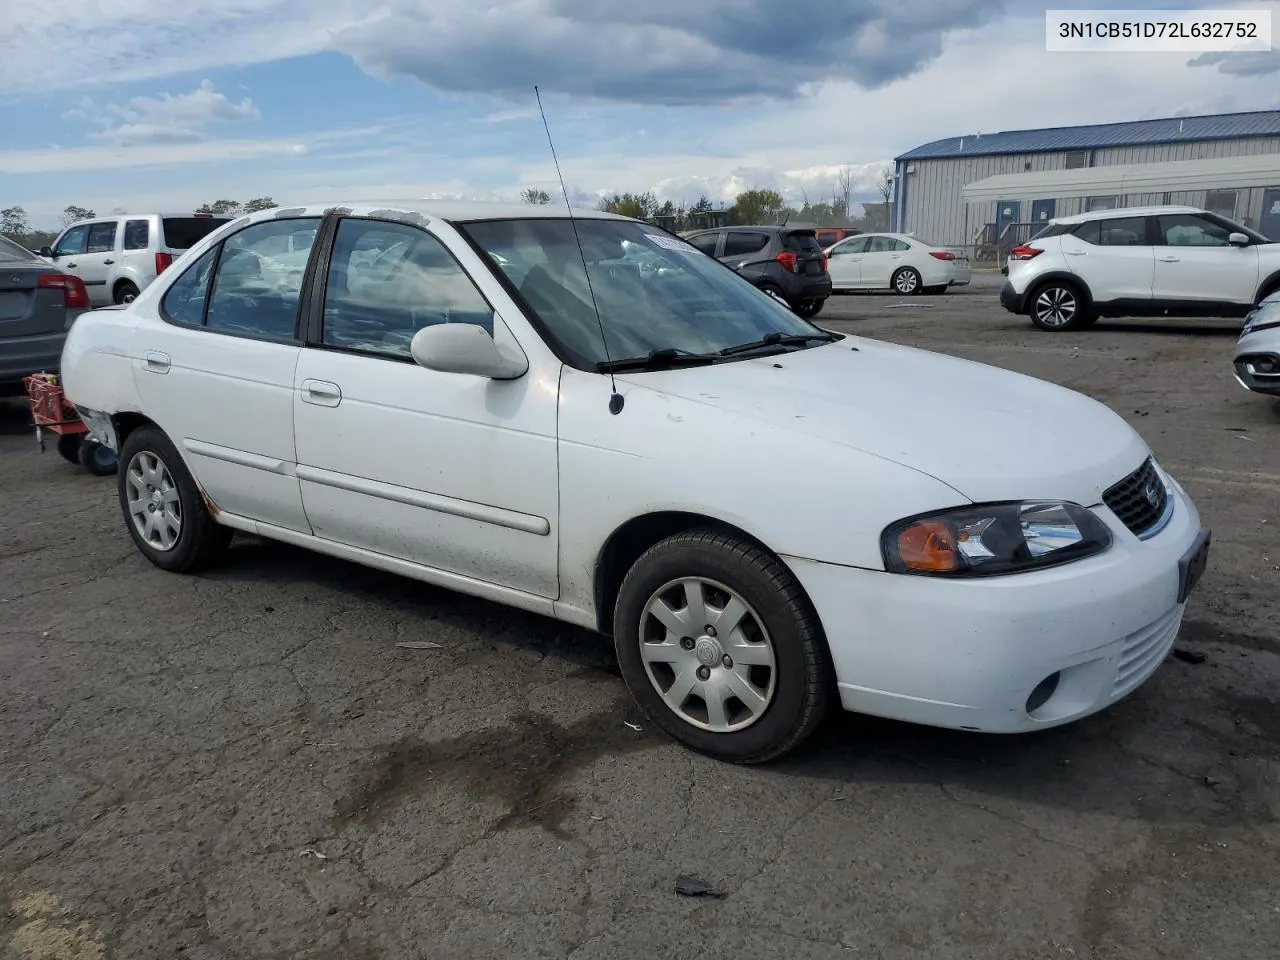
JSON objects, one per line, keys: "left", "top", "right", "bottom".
{"left": 891, "top": 267, "right": 922, "bottom": 295}
{"left": 116, "top": 425, "right": 231, "bottom": 572}
{"left": 1029, "top": 281, "right": 1089, "bottom": 331}
{"left": 612, "top": 530, "right": 835, "bottom": 764}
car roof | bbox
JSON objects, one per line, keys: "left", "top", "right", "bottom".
{"left": 1049, "top": 204, "right": 1205, "bottom": 225}
{"left": 63, "top": 212, "right": 234, "bottom": 230}
{"left": 243, "top": 199, "right": 635, "bottom": 225}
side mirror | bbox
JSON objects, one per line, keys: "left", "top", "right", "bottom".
{"left": 40, "top": 246, "right": 54, "bottom": 258}
{"left": 410, "top": 322, "right": 528, "bottom": 380}
{"left": 1229, "top": 232, "right": 1250, "bottom": 247}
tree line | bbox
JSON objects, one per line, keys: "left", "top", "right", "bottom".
{"left": 521, "top": 165, "right": 893, "bottom": 233}
{"left": 0, "top": 198, "right": 278, "bottom": 252}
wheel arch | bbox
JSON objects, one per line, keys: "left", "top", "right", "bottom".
{"left": 1021, "top": 271, "right": 1093, "bottom": 313}
{"left": 592, "top": 511, "right": 789, "bottom": 636}
{"left": 111, "top": 276, "right": 141, "bottom": 301}
{"left": 1255, "top": 269, "right": 1280, "bottom": 305}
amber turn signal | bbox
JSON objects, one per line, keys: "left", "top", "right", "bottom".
{"left": 896, "top": 520, "right": 960, "bottom": 573}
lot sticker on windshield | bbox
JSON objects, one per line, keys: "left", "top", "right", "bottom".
{"left": 645, "top": 233, "right": 700, "bottom": 254}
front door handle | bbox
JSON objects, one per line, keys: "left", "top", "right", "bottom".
{"left": 103, "top": 259, "right": 115, "bottom": 265}
{"left": 66, "top": 262, "right": 77, "bottom": 268}
{"left": 1158, "top": 256, "right": 1180, "bottom": 262}
{"left": 301, "top": 379, "right": 342, "bottom": 407}
{"left": 144, "top": 351, "right": 171, "bottom": 374}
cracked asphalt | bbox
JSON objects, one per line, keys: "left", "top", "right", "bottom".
{"left": 2, "top": 276, "right": 1278, "bottom": 959}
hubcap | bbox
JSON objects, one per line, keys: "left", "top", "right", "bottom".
{"left": 125, "top": 451, "right": 182, "bottom": 551}
{"left": 638, "top": 577, "right": 777, "bottom": 733}
{"left": 1035, "top": 287, "right": 1076, "bottom": 327}
{"left": 896, "top": 271, "right": 918, "bottom": 293}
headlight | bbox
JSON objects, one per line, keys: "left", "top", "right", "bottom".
{"left": 881, "top": 501, "right": 1113, "bottom": 578}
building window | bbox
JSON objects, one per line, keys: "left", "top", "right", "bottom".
{"left": 1204, "top": 189, "right": 1238, "bottom": 219}
{"left": 1065, "top": 151, "right": 1089, "bottom": 169}
{"left": 1086, "top": 196, "right": 1119, "bottom": 212}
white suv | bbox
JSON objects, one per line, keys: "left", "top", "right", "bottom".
{"left": 40, "top": 213, "right": 232, "bottom": 307}
{"left": 999, "top": 205, "right": 1280, "bottom": 331}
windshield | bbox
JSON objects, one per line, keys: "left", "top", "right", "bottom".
{"left": 0, "top": 235, "right": 38, "bottom": 262}
{"left": 459, "top": 218, "right": 822, "bottom": 367}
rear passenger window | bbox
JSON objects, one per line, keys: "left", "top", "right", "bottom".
{"left": 160, "top": 247, "right": 218, "bottom": 326}
{"left": 204, "top": 218, "right": 320, "bottom": 341}
{"left": 782, "top": 232, "right": 823, "bottom": 253}
{"left": 123, "top": 220, "right": 150, "bottom": 250}
{"left": 86, "top": 222, "right": 117, "bottom": 254}
{"left": 320, "top": 219, "right": 494, "bottom": 359}
{"left": 723, "top": 232, "right": 770, "bottom": 257}
{"left": 1075, "top": 217, "right": 1147, "bottom": 246}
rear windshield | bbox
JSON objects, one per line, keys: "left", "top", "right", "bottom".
{"left": 162, "top": 216, "right": 231, "bottom": 250}
{"left": 781, "top": 231, "right": 823, "bottom": 253}
{"left": 0, "top": 235, "right": 38, "bottom": 261}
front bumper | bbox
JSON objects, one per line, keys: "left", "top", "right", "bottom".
{"left": 785, "top": 474, "right": 1206, "bottom": 733}
{"left": 999, "top": 280, "right": 1022, "bottom": 313}
{"left": 1233, "top": 327, "right": 1280, "bottom": 395}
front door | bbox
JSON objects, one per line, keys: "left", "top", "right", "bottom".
{"left": 132, "top": 217, "right": 321, "bottom": 533}
{"left": 77, "top": 220, "right": 119, "bottom": 306}
{"left": 860, "top": 235, "right": 910, "bottom": 289}
{"left": 996, "top": 200, "right": 1021, "bottom": 247}
{"left": 825, "top": 235, "right": 868, "bottom": 290}
{"left": 1260, "top": 188, "right": 1280, "bottom": 242}
{"left": 1030, "top": 199, "right": 1056, "bottom": 226}
{"left": 291, "top": 216, "right": 560, "bottom": 599}
{"left": 1151, "top": 211, "right": 1260, "bottom": 306}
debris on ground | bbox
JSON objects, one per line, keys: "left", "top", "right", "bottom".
{"left": 396, "top": 641, "right": 443, "bottom": 650}
{"left": 674, "top": 874, "right": 724, "bottom": 898}
{"left": 1174, "top": 648, "right": 1207, "bottom": 665}
{"left": 625, "top": 721, "right": 642, "bottom": 731}
{"left": 1204, "top": 777, "right": 1222, "bottom": 787}
{"left": 299, "top": 849, "right": 329, "bottom": 860}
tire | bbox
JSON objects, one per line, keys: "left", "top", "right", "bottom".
{"left": 78, "top": 437, "right": 118, "bottom": 476}
{"left": 795, "top": 298, "right": 824, "bottom": 319}
{"left": 116, "top": 425, "right": 231, "bottom": 572}
{"left": 56, "top": 433, "right": 82, "bottom": 465}
{"left": 114, "top": 281, "right": 140, "bottom": 305}
{"left": 612, "top": 529, "right": 835, "bottom": 764}
{"left": 891, "top": 267, "right": 922, "bottom": 295}
{"left": 1029, "top": 280, "right": 1089, "bottom": 331}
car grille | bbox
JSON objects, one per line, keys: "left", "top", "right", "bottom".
{"left": 1102, "top": 457, "right": 1168, "bottom": 537}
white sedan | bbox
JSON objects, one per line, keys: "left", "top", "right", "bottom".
{"left": 61, "top": 201, "right": 1209, "bottom": 763}
{"left": 825, "top": 232, "right": 971, "bottom": 295}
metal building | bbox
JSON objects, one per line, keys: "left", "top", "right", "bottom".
{"left": 892, "top": 109, "right": 1280, "bottom": 262}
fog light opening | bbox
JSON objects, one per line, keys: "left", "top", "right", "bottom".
{"left": 1026, "top": 672, "right": 1061, "bottom": 715}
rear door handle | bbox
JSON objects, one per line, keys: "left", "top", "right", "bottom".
{"left": 66, "top": 262, "right": 77, "bottom": 268}
{"left": 1158, "top": 256, "right": 1180, "bottom": 262}
{"left": 103, "top": 259, "right": 114, "bottom": 265}
{"left": 144, "top": 351, "right": 171, "bottom": 374}
{"left": 1064, "top": 250, "right": 1087, "bottom": 256}
{"left": 302, "top": 379, "right": 342, "bottom": 407}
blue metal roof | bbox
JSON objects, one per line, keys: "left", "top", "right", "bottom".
{"left": 896, "top": 110, "right": 1280, "bottom": 161}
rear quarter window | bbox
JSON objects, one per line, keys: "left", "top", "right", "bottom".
{"left": 162, "top": 217, "right": 231, "bottom": 250}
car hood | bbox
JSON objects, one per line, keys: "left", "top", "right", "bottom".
{"left": 617, "top": 336, "right": 1150, "bottom": 506}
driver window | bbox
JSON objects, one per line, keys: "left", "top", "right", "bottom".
{"left": 1157, "top": 214, "right": 1231, "bottom": 247}
{"left": 321, "top": 219, "right": 494, "bottom": 359}
{"left": 834, "top": 236, "right": 870, "bottom": 255}
{"left": 54, "top": 225, "right": 89, "bottom": 258}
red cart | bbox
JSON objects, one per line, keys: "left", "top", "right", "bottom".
{"left": 22, "top": 372, "right": 118, "bottom": 476}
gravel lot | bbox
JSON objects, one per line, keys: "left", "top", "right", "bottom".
{"left": 2, "top": 276, "right": 1278, "bottom": 960}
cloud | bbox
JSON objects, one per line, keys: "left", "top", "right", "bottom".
{"left": 73, "top": 80, "right": 260, "bottom": 145}
{"left": 1189, "top": 49, "right": 1280, "bottom": 77}
{"left": 0, "top": 137, "right": 308, "bottom": 175}
{"left": 334, "top": 0, "right": 1006, "bottom": 104}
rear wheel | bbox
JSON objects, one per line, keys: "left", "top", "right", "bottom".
{"left": 114, "top": 281, "right": 140, "bottom": 305}
{"left": 1029, "top": 280, "right": 1088, "bottom": 331}
{"left": 117, "top": 425, "right": 231, "bottom": 572}
{"left": 760, "top": 283, "right": 789, "bottom": 308}
{"left": 795, "top": 298, "right": 824, "bottom": 319}
{"left": 612, "top": 529, "right": 835, "bottom": 764}
{"left": 891, "top": 267, "right": 922, "bottom": 295}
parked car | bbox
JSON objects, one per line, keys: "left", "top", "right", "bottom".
{"left": 40, "top": 212, "right": 232, "bottom": 307}
{"left": 1233, "top": 292, "right": 1280, "bottom": 396}
{"left": 824, "top": 232, "right": 971, "bottom": 295}
{"left": 682, "top": 225, "right": 831, "bottom": 318}
{"left": 0, "top": 234, "right": 89, "bottom": 396}
{"left": 1000, "top": 205, "right": 1280, "bottom": 331}
{"left": 61, "top": 201, "right": 1209, "bottom": 763}
{"left": 813, "top": 226, "right": 859, "bottom": 249}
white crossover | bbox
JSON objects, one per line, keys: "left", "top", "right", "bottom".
{"left": 824, "top": 232, "right": 971, "bottom": 295}
{"left": 1233, "top": 292, "right": 1280, "bottom": 396}
{"left": 60, "top": 201, "right": 1211, "bottom": 763}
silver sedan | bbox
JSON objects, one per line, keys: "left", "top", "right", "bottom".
{"left": 1234, "top": 292, "right": 1280, "bottom": 397}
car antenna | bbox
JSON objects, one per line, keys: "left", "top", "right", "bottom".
{"left": 534, "top": 85, "right": 623, "bottom": 415}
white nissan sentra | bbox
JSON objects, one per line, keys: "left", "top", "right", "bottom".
{"left": 61, "top": 201, "right": 1211, "bottom": 763}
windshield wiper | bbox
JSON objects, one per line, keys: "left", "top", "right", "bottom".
{"left": 596, "top": 347, "right": 720, "bottom": 373}
{"left": 718, "top": 332, "right": 837, "bottom": 357}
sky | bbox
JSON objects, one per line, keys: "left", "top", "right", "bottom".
{"left": 2, "top": 0, "right": 1280, "bottom": 229}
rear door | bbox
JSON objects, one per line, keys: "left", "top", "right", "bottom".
{"left": 1060, "top": 215, "right": 1155, "bottom": 304}
{"left": 718, "top": 231, "right": 771, "bottom": 272}
{"left": 77, "top": 220, "right": 120, "bottom": 305}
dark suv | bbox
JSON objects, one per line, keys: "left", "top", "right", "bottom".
{"left": 684, "top": 225, "right": 832, "bottom": 318}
